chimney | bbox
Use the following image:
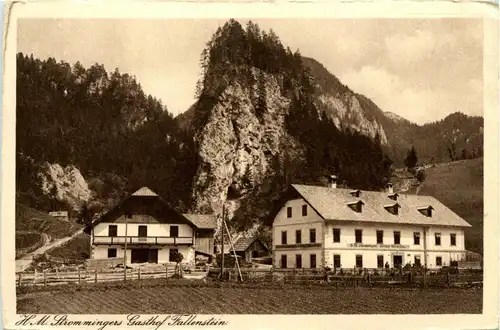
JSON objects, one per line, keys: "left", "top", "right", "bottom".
{"left": 386, "top": 182, "right": 394, "bottom": 194}
{"left": 328, "top": 175, "right": 338, "bottom": 189}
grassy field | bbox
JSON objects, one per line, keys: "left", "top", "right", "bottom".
{"left": 416, "top": 158, "right": 483, "bottom": 253}
{"left": 16, "top": 203, "right": 83, "bottom": 240}
{"left": 16, "top": 204, "right": 83, "bottom": 259}
{"left": 17, "top": 283, "right": 482, "bottom": 314}
{"left": 46, "top": 232, "right": 90, "bottom": 262}
{"left": 16, "top": 231, "right": 42, "bottom": 250}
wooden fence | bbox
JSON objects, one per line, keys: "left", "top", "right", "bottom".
{"left": 16, "top": 265, "right": 209, "bottom": 287}
{"left": 16, "top": 266, "right": 482, "bottom": 288}
{"left": 209, "top": 267, "right": 483, "bottom": 287}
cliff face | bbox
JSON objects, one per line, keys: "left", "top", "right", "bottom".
{"left": 186, "top": 20, "right": 393, "bottom": 234}
{"left": 316, "top": 92, "right": 388, "bottom": 144}
{"left": 38, "top": 162, "right": 91, "bottom": 211}
{"left": 191, "top": 69, "right": 303, "bottom": 226}
{"left": 303, "top": 57, "right": 388, "bottom": 145}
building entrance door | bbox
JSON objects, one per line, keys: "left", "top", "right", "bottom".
{"left": 131, "top": 249, "right": 158, "bottom": 263}
{"left": 393, "top": 255, "right": 403, "bottom": 268}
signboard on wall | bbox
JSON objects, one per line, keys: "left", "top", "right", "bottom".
{"left": 347, "top": 243, "right": 410, "bottom": 249}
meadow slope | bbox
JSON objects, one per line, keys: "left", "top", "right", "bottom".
{"left": 415, "top": 158, "right": 483, "bottom": 253}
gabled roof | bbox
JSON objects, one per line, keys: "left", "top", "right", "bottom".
{"left": 347, "top": 200, "right": 365, "bottom": 205}
{"left": 383, "top": 202, "right": 401, "bottom": 208}
{"left": 132, "top": 187, "right": 158, "bottom": 196}
{"left": 417, "top": 205, "right": 435, "bottom": 210}
{"left": 286, "top": 184, "right": 471, "bottom": 228}
{"left": 232, "top": 237, "right": 269, "bottom": 252}
{"left": 183, "top": 214, "right": 217, "bottom": 229}
{"left": 92, "top": 187, "right": 215, "bottom": 229}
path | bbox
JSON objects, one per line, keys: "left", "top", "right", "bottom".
{"left": 16, "top": 229, "right": 84, "bottom": 273}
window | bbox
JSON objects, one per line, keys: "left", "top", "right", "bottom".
{"left": 355, "top": 229, "right": 363, "bottom": 243}
{"left": 108, "top": 225, "right": 117, "bottom": 237}
{"left": 385, "top": 204, "right": 400, "bottom": 215}
{"left": 355, "top": 255, "right": 363, "bottom": 268}
{"left": 450, "top": 233, "right": 456, "bottom": 246}
{"left": 281, "top": 231, "right": 287, "bottom": 245}
{"left": 350, "top": 190, "right": 361, "bottom": 198}
{"left": 107, "top": 248, "right": 117, "bottom": 258}
{"left": 333, "top": 228, "right": 341, "bottom": 243}
{"left": 377, "top": 255, "right": 384, "bottom": 268}
{"left": 418, "top": 206, "right": 434, "bottom": 217}
{"left": 302, "top": 205, "right": 308, "bottom": 216}
{"left": 376, "top": 230, "right": 384, "bottom": 244}
{"left": 287, "top": 207, "right": 292, "bottom": 218}
{"left": 435, "top": 233, "right": 441, "bottom": 246}
{"left": 414, "top": 255, "right": 421, "bottom": 266}
{"left": 281, "top": 255, "right": 287, "bottom": 268}
{"left": 169, "top": 249, "right": 179, "bottom": 262}
{"left": 310, "top": 228, "right": 316, "bottom": 243}
{"left": 393, "top": 231, "right": 401, "bottom": 245}
{"left": 295, "top": 254, "right": 302, "bottom": 268}
{"left": 295, "top": 230, "right": 302, "bottom": 244}
{"left": 310, "top": 254, "right": 317, "bottom": 268}
{"left": 388, "top": 193, "right": 398, "bottom": 201}
{"left": 414, "top": 232, "right": 421, "bottom": 245}
{"left": 170, "top": 225, "right": 179, "bottom": 238}
{"left": 138, "top": 225, "right": 147, "bottom": 237}
{"left": 436, "top": 256, "right": 442, "bottom": 266}
{"left": 348, "top": 202, "right": 363, "bottom": 213}
{"left": 333, "top": 254, "right": 341, "bottom": 268}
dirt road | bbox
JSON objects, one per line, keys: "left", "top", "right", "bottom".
{"left": 15, "top": 229, "right": 84, "bottom": 273}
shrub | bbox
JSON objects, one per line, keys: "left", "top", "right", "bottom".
{"left": 416, "top": 169, "right": 426, "bottom": 182}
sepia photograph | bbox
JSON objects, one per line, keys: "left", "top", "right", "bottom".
{"left": 2, "top": 2, "right": 499, "bottom": 329}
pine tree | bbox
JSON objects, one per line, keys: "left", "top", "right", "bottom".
{"left": 404, "top": 146, "right": 418, "bottom": 169}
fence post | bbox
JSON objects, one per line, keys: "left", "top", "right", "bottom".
{"left": 94, "top": 269, "right": 98, "bottom": 283}
{"left": 78, "top": 268, "right": 81, "bottom": 285}
{"left": 18, "top": 273, "right": 22, "bottom": 287}
{"left": 33, "top": 269, "right": 37, "bottom": 285}
{"left": 165, "top": 265, "right": 169, "bottom": 279}
{"left": 138, "top": 268, "right": 141, "bottom": 281}
{"left": 43, "top": 270, "right": 47, "bottom": 286}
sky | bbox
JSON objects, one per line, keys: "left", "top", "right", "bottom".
{"left": 17, "top": 18, "right": 483, "bottom": 124}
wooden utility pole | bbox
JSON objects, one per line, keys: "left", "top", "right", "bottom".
{"left": 220, "top": 203, "right": 225, "bottom": 280}
{"left": 223, "top": 218, "right": 243, "bottom": 281}
{"left": 124, "top": 214, "right": 129, "bottom": 281}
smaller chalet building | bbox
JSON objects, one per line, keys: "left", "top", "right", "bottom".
{"left": 49, "top": 211, "right": 69, "bottom": 222}
{"left": 232, "top": 238, "right": 269, "bottom": 263}
{"left": 90, "top": 187, "right": 216, "bottom": 265}
{"left": 270, "top": 178, "right": 472, "bottom": 270}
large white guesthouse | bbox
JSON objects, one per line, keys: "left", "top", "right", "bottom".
{"left": 271, "top": 177, "right": 471, "bottom": 270}
{"left": 90, "top": 187, "right": 216, "bottom": 265}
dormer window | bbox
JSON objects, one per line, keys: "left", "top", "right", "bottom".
{"left": 418, "top": 206, "right": 434, "bottom": 217}
{"left": 388, "top": 193, "right": 399, "bottom": 201}
{"left": 350, "top": 189, "right": 362, "bottom": 198}
{"left": 347, "top": 200, "right": 364, "bottom": 213}
{"left": 384, "top": 203, "right": 401, "bottom": 215}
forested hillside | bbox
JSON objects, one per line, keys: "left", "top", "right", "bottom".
{"left": 16, "top": 54, "right": 197, "bottom": 211}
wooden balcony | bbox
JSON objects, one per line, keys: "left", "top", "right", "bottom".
{"left": 92, "top": 236, "right": 194, "bottom": 245}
